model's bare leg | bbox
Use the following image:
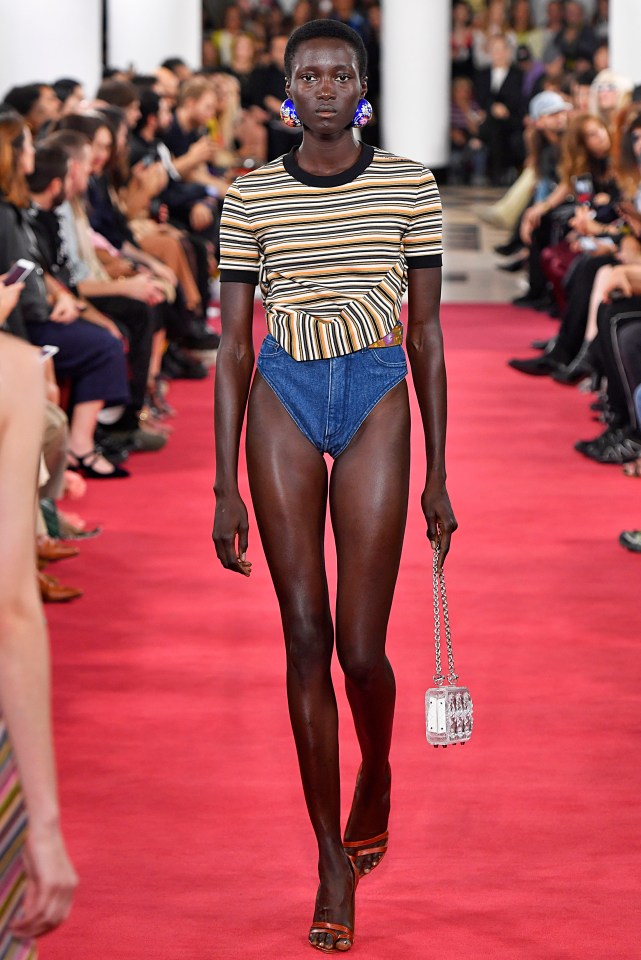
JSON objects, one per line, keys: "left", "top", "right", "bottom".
{"left": 246, "top": 372, "right": 354, "bottom": 951}
{"left": 330, "top": 381, "right": 411, "bottom": 874}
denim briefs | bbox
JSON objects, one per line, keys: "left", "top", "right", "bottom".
{"left": 256, "top": 334, "right": 408, "bottom": 459}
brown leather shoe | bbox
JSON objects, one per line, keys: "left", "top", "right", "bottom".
{"left": 36, "top": 535, "right": 80, "bottom": 562}
{"left": 38, "top": 570, "right": 83, "bottom": 602}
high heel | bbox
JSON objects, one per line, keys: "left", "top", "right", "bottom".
{"left": 309, "top": 860, "right": 358, "bottom": 953}
{"left": 68, "top": 449, "right": 130, "bottom": 479}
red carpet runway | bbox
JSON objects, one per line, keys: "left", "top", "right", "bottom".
{"left": 42, "top": 305, "right": 640, "bottom": 959}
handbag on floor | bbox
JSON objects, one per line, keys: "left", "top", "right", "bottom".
{"left": 425, "top": 547, "right": 473, "bottom": 748}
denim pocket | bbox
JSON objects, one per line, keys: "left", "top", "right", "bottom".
{"left": 369, "top": 345, "right": 407, "bottom": 368}
{"left": 258, "top": 335, "right": 283, "bottom": 359}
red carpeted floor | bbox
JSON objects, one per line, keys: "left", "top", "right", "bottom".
{"left": 42, "top": 304, "right": 640, "bottom": 960}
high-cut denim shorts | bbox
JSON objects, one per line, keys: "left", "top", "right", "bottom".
{"left": 256, "top": 334, "right": 408, "bottom": 458}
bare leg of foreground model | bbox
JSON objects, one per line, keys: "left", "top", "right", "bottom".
{"left": 247, "top": 372, "right": 410, "bottom": 951}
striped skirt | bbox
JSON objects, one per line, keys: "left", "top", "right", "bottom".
{"left": 0, "top": 720, "right": 36, "bottom": 960}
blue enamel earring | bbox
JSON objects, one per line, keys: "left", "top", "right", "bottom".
{"left": 352, "top": 98, "right": 373, "bottom": 128}
{"left": 280, "top": 98, "right": 302, "bottom": 127}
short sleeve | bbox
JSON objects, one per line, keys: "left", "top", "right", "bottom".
{"left": 218, "top": 183, "right": 261, "bottom": 284}
{"left": 402, "top": 169, "right": 443, "bottom": 269}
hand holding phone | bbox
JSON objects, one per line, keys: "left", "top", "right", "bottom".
{"left": 3, "top": 259, "right": 35, "bottom": 286}
{"left": 0, "top": 280, "right": 24, "bottom": 325}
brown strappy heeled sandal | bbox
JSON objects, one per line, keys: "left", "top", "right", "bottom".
{"left": 309, "top": 860, "right": 358, "bottom": 953}
{"left": 343, "top": 829, "right": 389, "bottom": 878}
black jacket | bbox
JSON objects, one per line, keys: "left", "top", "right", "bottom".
{"left": 0, "top": 199, "right": 50, "bottom": 337}
{"left": 475, "top": 66, "right": 525, "bottom": 130}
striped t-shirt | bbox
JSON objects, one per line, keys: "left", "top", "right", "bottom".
{"left": 219, "top": 143, "right": 443, "bottom": 361}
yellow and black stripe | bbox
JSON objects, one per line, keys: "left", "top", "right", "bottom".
{"left": 219, "top": 144, "right": 443, "bottom": 361}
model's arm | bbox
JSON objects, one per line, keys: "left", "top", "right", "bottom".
{"left": 212, "top": 281, "right": 256, "bottom": 576}
{"left": 406, "top": 267, "right": 458, "bottom": 568}
{"left": 0, "top": 334, "right": 77, "bottom": 938}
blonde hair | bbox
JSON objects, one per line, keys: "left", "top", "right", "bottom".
{"left": 588, "top": 70, "right": 634, "bottom": 127}
{"left": 177, "top": 78, "right": 215, "bottom": 108}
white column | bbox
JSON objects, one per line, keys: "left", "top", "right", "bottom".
{"left": 0, "top": 1, "right": 101, "bottom": 101}
{"left": 610, "top": 0, "right": 641, "bottom": 85}
{"left": 107, "top": 0, "right": 202, "bottom": 74}
{"left": 380, "top": 0, "right": 450, "bottom": 167}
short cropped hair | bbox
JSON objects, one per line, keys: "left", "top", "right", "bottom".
{"left": 57, "top": 112, "right": 110, "bottom": 143}
{"left": 284, "top": 20, "right": 367, "bottom": 80}
{"left": 176, "top": 78, "right": 214, "bottom": 107}
{"left": 45, "top": 129, "right": 90, "bottom": 160}
{"left": 138, "top": 89, "right": 161, "bottom": 126}
{"left": 97, "top": 79, "right": 139, "bottom": 108}
{"left": 3, "top": 83, "right": 44, "bottom": 118}
{"left": 53, "top": 78, "right": 82, "bottom": 103}
{"left": 27, "top": 142, "right": 69, "bottom": 193}
{"left": 161, "top": 58, "right": 187, "bottom": 74}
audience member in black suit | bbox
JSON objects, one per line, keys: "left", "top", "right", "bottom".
{"left": 476, "top": 35, "right": 526, "bottom": 184}
{"left": 552, "top": 0, "right": 598, "bottom": 73}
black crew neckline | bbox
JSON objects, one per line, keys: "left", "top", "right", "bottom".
{"left": 283, "top": 142, "right": 375, "bottom": 187}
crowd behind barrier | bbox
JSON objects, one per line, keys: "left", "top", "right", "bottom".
{"left": 450, "top": 0, "right": 641, "bottom": 553}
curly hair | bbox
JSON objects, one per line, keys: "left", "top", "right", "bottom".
{"left": 559, "top": 113, "right": 611, "bottom": 185}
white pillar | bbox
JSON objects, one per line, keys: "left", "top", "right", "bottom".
{"left": 107, "top": 0, "right": 202, "bottom": 74}
{"left": 0, "top": 1, "right": 101, "bottom": 101}
{"left": 380, "top": 0, "right": 450, "bottom": 167}
{"left": 610, "top": 0, "right": 641, "bottom": 86}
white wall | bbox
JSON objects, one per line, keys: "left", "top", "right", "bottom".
{"left": 0, "top": 1, "right": 102, "bottom": 101}
{"left": 610, "top": 0, "right": 641, "bottom": 85}
{"left": 381, "top": 0, "right": 450, "bottom": 167}
{"left": 107, "top": 0, "right": 202, "bottom": 74}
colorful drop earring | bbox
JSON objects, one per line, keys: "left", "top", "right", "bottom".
{"left": 280, "top": 98, "right": 302, "bottom": 127}
{"left": 352, "top": 98, "right": 373, "bottom": 128}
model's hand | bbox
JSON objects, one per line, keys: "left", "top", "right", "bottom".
{"left": 421, "top": 478, "right": 457, "bottom": 571}
{"left": 10, "top": 826, "right": 77, "bottom": 939}
{"left": 213, "top": 492, "right": 252, "bottom": 576}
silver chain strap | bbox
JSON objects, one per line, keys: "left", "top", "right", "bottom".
{"left": 432, "top": 546, "right": 458, "bottom": 686}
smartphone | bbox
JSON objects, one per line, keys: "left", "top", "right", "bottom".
{"left": 3, "top": 258, "right": 35, "bottom": 286}
{"left": 141, "top": 155, "right": 155, "bottom": 168}
{"left": 572, "top": 174, "right": 594, "bottom": 205}
{"left": 40, "top": 344, "right": 59, "bottom": 362}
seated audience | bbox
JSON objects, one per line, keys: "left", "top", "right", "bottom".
{"left": 450, "top": 77, "right": 488, "bottom": 186}
{"left": 0, "top": 112, "right": 131, "bottom": 478}
{"left": 3, "top": 83, "right": 61, "bottom": 137}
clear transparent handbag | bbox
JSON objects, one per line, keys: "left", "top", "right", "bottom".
{"left": 425, "top": 547, "right": 473, "bottom": 748}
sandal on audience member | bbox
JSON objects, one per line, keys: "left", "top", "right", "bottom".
{"left": 68, "top": 449, "right": 130, "bottom": 479}
{"left": 309, "top": 859, "right": 358, "bottom": 953}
